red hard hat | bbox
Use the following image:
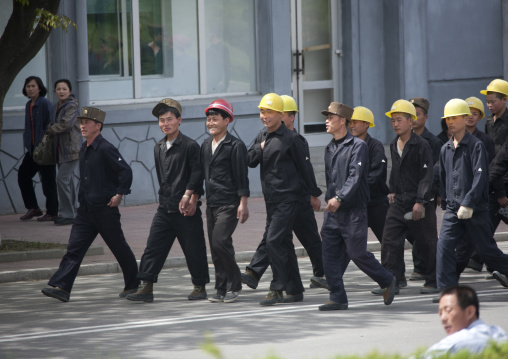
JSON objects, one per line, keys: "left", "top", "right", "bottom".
{"left": 205, "top": 99, "right": 234, "bottom": 122}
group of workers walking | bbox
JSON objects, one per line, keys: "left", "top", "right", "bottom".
{"left": 39, "top": 78, "right": 508, "bottom": 311}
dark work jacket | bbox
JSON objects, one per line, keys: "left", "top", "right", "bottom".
{"left": 485, "top": 107, "right": 508, "bottom": 184}
{"left": 155, "top": 131, "right": 203, "bottom": 213}
{"left": 389, "top": 132, "right": 433, "bottom": 211}
{"left": 23, "top": 96, "right": 53, "bottom": 153}
{"left": 294, "top": 129, "right": 322, "bottom": 202}
{"left": 365, "top": 134, "right": 389, "bottom": 205}
{"left": 324, "top": 132, "right": 369, "bottom": 209}
{"left": 440, "top": 132, "right": 489, "bottom": 213}
{"left": 490, "top": 136, "right": 508, "bottom": 185}
{"left": 471, "top": 128, "right": 504, "bottom": 199}
{"left": 248, "top": 122, "right": 322, "bottom": 203}
{"left": 78, "top": 134, "right": 132, "bottom": 208}
{"left": 200, "top": 132, "right": 250, "bottom": 207}
{"left": 419, "top": 127, "right": 443, "bottom": 198}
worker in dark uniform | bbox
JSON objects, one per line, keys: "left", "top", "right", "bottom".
{"left": 318, "top": 102, "right": 395, "bottom": 311}
{"left": 41, "top": 107, "right": 139, "bottom": 302}
{"left": 381, "top": 100, "right": 438, "bottom": 296}
{"left": 348, "top": 106, "right": 389, "bottom": 243}
{"left": 127, "top": 99, "right": 209, "bottom": 303}
{"left": 455, "top": 97, "right": 498, "bottom": 274}
{"left": 242, "top": 95, "right": 325, "bottom": 291}
{"left": 406, "top": 97, "right": 443, "bottom": 282}
{"left": 435, "top": 99, "right": 508, "bottom": 299}
{"left": 200, "top": 99, "right": 249, "bottom": 303}
{"left": 247, "top": 93, "right": 322, "bottom": 306}
{"left": 482, "top": 79, "right": 508, "bottom": 246}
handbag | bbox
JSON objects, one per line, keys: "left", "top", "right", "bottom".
{"left": 33, "top": 132, "right": 55, "bottom": 165}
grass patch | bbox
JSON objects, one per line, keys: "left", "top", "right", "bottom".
{"left": 0, "top": 240, "right": 67, "bottom": 252}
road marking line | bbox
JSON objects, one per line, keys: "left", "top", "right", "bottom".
{"left": 0, "top": 289, "right": 506, "bottom": 343}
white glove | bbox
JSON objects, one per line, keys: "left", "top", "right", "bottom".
{"left": 457, "top": 206, "right": 473, "bottom": 219}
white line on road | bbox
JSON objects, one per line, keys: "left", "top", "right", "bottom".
{"left": 0, "top": 289, "right": 506, "bottom": 343}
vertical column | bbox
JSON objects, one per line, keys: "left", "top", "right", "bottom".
{"left": 76, "top": 0, "right": 89, "bottom": 106}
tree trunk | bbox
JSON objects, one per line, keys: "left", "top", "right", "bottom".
{"left": 0, "top": 0, "right": 61, "bottom": 149}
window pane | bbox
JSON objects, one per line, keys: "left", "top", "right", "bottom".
{"left": 204, "top": 0, "right": 257, "bottom": 94}
{"left": 140, "top": 0, "right": 199, "bottom": 97}
{"left": 302, "top": 0, "right": 331, "bottom": 82}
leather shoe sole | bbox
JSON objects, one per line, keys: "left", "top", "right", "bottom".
{"left": 241, "top": 272, "right": 259, "bottom": 290}
{"left": 20, "top": 209, "right": 43, "bottom": 220}
{"left": 383, "top": 277, "right": 396, "bottom": 305}
{"left": 37, "top": 214, "right": 58, "bottom": 222}
{"left": 319, "top": 301, "right": 348, "bottom": 311}
{"left": 310, "top": 276, "right": 330, "bottom": 290}
{"left": 42, "top": 287, "right": 70, "bottom": 302}
{"left": 493, "top": 271, "right": 508, "bottom": 288}
{"left": 119, "top": 288, "right": 138, "bottom": 298}
{"left": 126, "top": 292, "right": 154, "bottom": 302}
{"left": 371, "top": 285, "right": 399, "bottom": 295}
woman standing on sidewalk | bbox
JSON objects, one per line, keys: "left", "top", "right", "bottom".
{"left": 46, "top": 79, "right": 81, "bottom": 225}
{"left": 18, "top": 76, "right": 58, "bottom": 222}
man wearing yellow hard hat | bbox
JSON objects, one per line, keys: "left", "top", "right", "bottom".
{"left": 435, "top": 98, "right": 508, "bottom": 300}
{"left": 242, "top": 95, "right": 326, "bottom": 292}
{"left": 381, "top": 99, "right": 438, "bottom": 296}
{"left": 247, "top": 93, "right": 322, "bottom": 306}
{"left": 481, "top": 79, "right": 508, "bottom": 234}
{"left": 454, "top": 96, "right": 497, "bottom": 275}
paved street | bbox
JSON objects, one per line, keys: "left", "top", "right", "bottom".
{"left": 1, "top": 244, "right": 508, "bottom": 359}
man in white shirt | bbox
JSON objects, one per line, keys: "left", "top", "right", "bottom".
{"left": 424, "top": 286, "right": 507, "bottom": 357}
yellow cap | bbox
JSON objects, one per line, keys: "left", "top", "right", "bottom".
{"left": 258, "top": 93, "right": 284, "bottom": 112}
{"left": 465, "top": 96, "right": 485, "bottom": 119}
{"left": 351, "top": 106, "right": 375, "bottom": 127}
{"left": 442, "top": 99, "right": 471, "bottom": 119}
{"left": 385, "top": 99, "right": 417, "bottom": 120}
{"left": 280, "top": 95, "right": 298, "bottom": 113}
{"left": 480, "top": 79, "right": 508, "bottom": 97}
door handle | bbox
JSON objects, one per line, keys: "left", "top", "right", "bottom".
{"left": 293, "top": 51, "right": 303, "bottom": 74}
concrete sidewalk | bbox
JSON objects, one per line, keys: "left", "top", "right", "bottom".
{"left": 1, "top": 196, "right": 507, "bottom": 283}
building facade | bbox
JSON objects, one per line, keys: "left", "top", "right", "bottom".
{"left": 1, "top": 0, "right": 507, "bottom": 214}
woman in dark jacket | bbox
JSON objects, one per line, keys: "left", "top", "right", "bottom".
{"left": 46, "top": 79, "right": 81, "bottom": 225}
{"left": 18, "top": 76, "right": 58, "bottom": 221}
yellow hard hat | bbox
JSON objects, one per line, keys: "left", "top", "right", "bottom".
{"left": 480, "top": 79, "right": 508, "bottom": 97}
{"left": 465, "top": 96, "right": 485, "bottom": 119}
{"left": 442, "top": 98, "right": 471, "bottom": 119}
{"left": 258, "top": 93, "right": 284, "bottom": 112}
{"left": 280, "top": 95, "right": 298, "bottom": 113}
{"left": 351, "top": 106, "right": 375, "bottom": 127}
{"left": 385, "top": 99, "right": 417, "bottom": 120}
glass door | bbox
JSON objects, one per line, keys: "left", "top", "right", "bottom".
{"left": 291, "top": 0, "right": 341, "bottom": 146}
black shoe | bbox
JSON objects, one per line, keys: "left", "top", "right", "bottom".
{"left": 37, "top": 213, "right": 58, "bottom": 222}
{"left": 260, "top": 290, "right": 283, "bottom": 306}
{"left": 409, "top": 272, "right": 425, "bottom": 281}
{"left": 466, "top": 258, "right": 483, "bottom": 272}
{"left": 319, "top": 301, "right": 348, "bottom": 311}
{"left": 42, "top": 287, "right": 70, "bottom": 302}
{"left": 420, "top": 286, "right": 439, "bottom": 294}
{"left": 54, "top": 217, "right": 74, "bottom": 225}
{"left": 493, "top": 271, "right": 508, "bottom": 288}
{"left": 399, "top": 275, "right": 407, "bottom": 288}
{"left": 126, "top": 282, "right": 154, "bottom": 302}
{"left": 241, "top": 270, "right": 259, "bottom": 290}
{"left": 281, "top": 292, "right": 303, "bottom": 303}
{"left": 382, "top": 277, "right": 396, "bottom": 305}
{"left": 310, "top": 276, "right": 329, "bottom": 290}
{"left": 20, "top": 208, "right": 43, "bottom": 220}
{"left": 119, "top": 287, "right": 138, "bottom": 298}
{"left": 371, "top": 285, "right": 399, "bottom": 295}
{"left": 188, "top": 285, "right": 207, "bottom": 300}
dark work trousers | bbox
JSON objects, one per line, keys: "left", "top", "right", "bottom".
{"left": 17, "top": 152, "right": 58, "bottom": 215}
{"left": 405, "top": 199, "right": 438, "bottom": 275}
{"left": 48, "top": 205, "right": 139, "bottom": 293}
{"left": 251, "top": 201, "right": 304, "bottom": 295}
{"left": 367, "top": 200, "right": 389, "bottom": 243}
{"left": 321, "top": 207, "right": 393, "bottom": 304}
{"left": 206, "top": 204, "right": 242, "bottom": 295}
{"left": 437, "top": 209, "right": 508, "bottom": 290}
{"left": 381, "top": 202, "right": 437, "bottom": 288}
{"left": 247, "top": 196, "right": 324, "bottom": 279}
{"left": 455, "top": 198, "right": 500, "bottom": 275}
{"left": 137, "top": 207, "right": 210, "bottom": 285}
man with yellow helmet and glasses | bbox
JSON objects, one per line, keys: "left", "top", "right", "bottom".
{"left": 247, "top": 93, "right": 322, "bottom": 306}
